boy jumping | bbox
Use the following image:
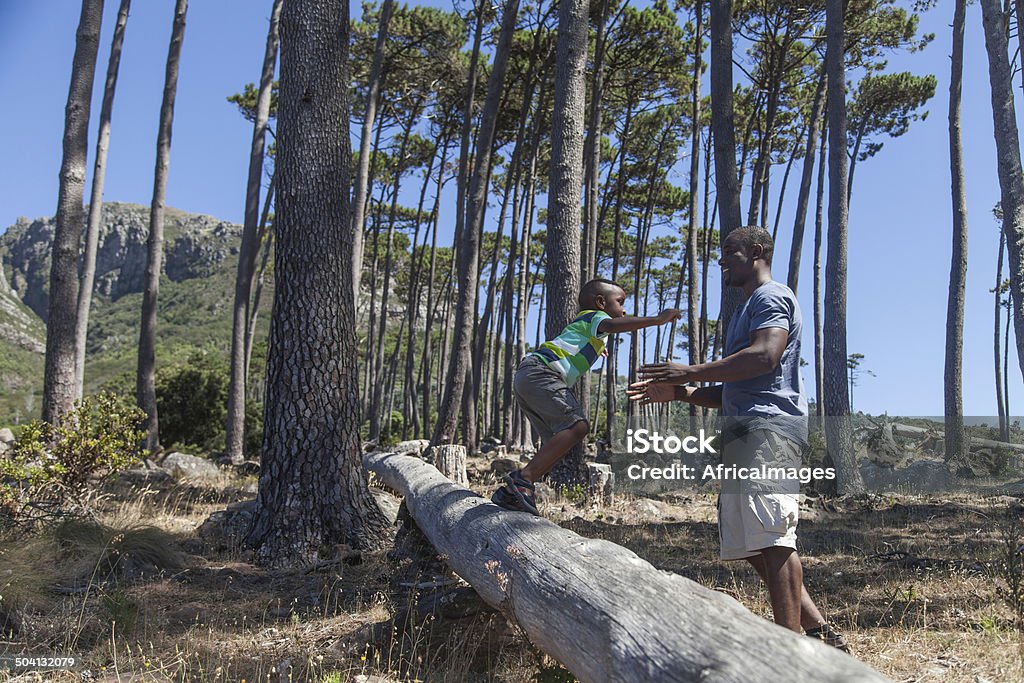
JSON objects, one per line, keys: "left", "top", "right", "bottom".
{"left": 491, "top": 278, "right": 681, "bottom": 515}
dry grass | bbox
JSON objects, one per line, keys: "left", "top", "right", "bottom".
{"left": 0, "top": 461, "right": 1019, "bottom": 682}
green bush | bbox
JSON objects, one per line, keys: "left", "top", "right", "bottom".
{"left": 156, "top": 351, "right": 262, "bottom": 457}
{"left": 0, "top": 393, "right": 146, "bottom": 525}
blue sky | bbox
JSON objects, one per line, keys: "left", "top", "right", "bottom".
{"left": 0, "top": 0, "right": 1020, "bottom": 419}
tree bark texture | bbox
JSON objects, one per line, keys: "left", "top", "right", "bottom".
{"left": 75, "top": 0, "right": 130, "bottom": 401}
{"left": 980, "top": 0, "right": 1024, "bottom": 387}
{"left": 226, "top": 0, "right": 282, "bottom": 465}
{"left": 246, "top": 0, "right": 388, "bottom": 567}
{"left": 823, "top": 0, "right": 862, "bottom": 494}
{"left": 43, "top": 0, "right": 104, "bottom": 425}
{"left": 544, "top": 0, "right": 588, "bottom": 487}
{"left": 944, "top": 0, "right": 968, "bottom": 463}
{"left": 365, "top": 452, "right": 887, "bottom": 683}
{"left": 137, "top": 0, "right": 188, "bottom": 453}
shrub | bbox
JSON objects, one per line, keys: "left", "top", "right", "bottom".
{"left": 156, "top": 350, "right": 263, "bottom": 457}
{"left": 0, "top": 393, "right": 146, "bottom": 526}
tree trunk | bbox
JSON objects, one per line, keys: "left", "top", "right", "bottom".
{"left": 813, "top": 122, "right": 827, "bottom": 425}
{"left": 350, "top": 0, "right": 394, "bottom": 303}
{"left": 43, "top": 0, "right": 104, "bottom": 426}
{"left": 786, "top": 68, "right": 826, "bottom": 296}
{"left": 74, "top": 0, "right": 130, "bottom": 401}
{"left": 981, "top": 0, "right": 1024, "bottom": 387}
{"left": 687, "top": 0, "right": 704, "bottom": 413}
{"left": 823, "top": 0, "right": 863, "bottom": 494}
{"left": 996, "top": 230, "right": 1008, "bottom": 439}
{"left": 583, "top": 0, "right": 610, "bottom": 284}
{"left": 944, "top": 0, "right": 968, "bottom": 464}
{"left": 226, "top": 0, "right": 282, "bottom": 465}
{"left": 137, "top": 0, "right": 188, "bottom": 453}
{"left": 544, "top": 0, "right": 588, "bottom": 487}
{"left": 365, "top": 452, "right": 889, "bottom": 683}
{"left": 246, "top": 0, "right": 388, "bottom": 567}
{"left": 709, "top": 0, "right": 743, "bottom": 332}
{"left": 245, "top": 181, "right": 276, "bottom": 379}
{"left": 432, "top": 0, "right": 520, "bottom": 446}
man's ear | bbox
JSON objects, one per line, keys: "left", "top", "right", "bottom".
{"left": 751, "top": 243, "right": 765, "bottom": 260}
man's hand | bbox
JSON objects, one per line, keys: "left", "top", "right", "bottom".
{"left": 637, "top": 361, "right": 694, "bottom": 384}
{"left": 626, "top": 380, "right": 677, "bottom": 406}
{"left": 657, "top": 308, "right": 683, "bottom": 324}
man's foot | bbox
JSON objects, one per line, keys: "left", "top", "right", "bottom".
{"left": 490, "top": 471, "right": 540, "bottom": 516}
{"left": 805, "top": 624, "right": 850, "bottom": 653}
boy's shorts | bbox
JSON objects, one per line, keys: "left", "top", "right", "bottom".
{"left": 513, "top": 355, "right": 586, "bottom": 440}
{"left": 717, "top": 429, "right": 801, "bottom": 561}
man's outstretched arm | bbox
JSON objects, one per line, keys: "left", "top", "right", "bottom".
{"left": 639, "top": 327, "right": 789, "bottom": 385}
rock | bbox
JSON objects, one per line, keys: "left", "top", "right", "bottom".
{"left": 392, "top": 439, "right": 429, "bottom": 456}
{"left": 630, "top": 499, "right": 665, "bottom": 517}
{"left": 859, "top": 459, "right": 953, "bottom": 493}
{"left": 490, "top": 458, "right": 521, "bottom": 477}
{"left": 197, "top": 501, "right": 256, "bottom": 548}
{"left": 0, "top": 428, "right": 14, "bottom": 444}
{"left": 372, "top": 488, "right": 401, "bottom": 525}
{"left": 161, "top": 452, "right": 221, "bottom": 480}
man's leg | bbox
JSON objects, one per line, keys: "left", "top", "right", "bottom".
{"left": 745, "top": 552, "right": 827, "bottom": 631}
{"left": 520, "top": 419, "right": 589, "bottom": 483}
{"left": 746, "top": 546, "right": 803, "bottom": 632}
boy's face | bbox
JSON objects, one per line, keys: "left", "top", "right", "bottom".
{"left": 600, "top": 286, "right": 627, "bottom": 318}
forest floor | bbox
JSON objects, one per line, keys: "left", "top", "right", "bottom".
{"left": 0, "top": 453, "right": 1021, "bottom": 682}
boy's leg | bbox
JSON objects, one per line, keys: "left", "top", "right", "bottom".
{"left": 520, "top": 419, "right": 590, "bottom": 483}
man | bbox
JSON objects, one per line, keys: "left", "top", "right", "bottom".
{"left": 627, "top": 226, "right": 847, "bottom": 651}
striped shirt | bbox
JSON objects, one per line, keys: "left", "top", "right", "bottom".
{"left": 529, "top": 310, "right": 611, "bottom": 386}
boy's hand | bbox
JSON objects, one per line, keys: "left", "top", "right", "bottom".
{"left": 626, "top": 380, "right": 676, "bottom": 406}
{"left": 638, "top": 361, "right": 693, "bottom": 384}
{"left": 656, "top": 308, "right": 683, "bottom": 324}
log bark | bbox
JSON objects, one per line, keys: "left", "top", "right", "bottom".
{"left": 364, "top": 452, "right": 887, "bottom": 683}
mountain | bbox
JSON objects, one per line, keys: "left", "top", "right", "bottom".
{"left": 0, "top": 203, "right": 272, "bottom": 424}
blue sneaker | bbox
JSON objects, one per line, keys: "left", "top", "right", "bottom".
{"left": 490, "top": 471, "right": 540, "bottom": 516}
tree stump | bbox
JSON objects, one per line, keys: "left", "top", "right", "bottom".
{"left": 587, "top": 462, "right": 614, "bottom": 505}
{"left": 430, "top": 445, "right": 468, "bottom": 487}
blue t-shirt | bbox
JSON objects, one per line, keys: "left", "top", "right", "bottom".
{"left": 722, "top": 280, "right": 808, "bottom": 445}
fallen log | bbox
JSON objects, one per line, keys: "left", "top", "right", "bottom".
{"left": 364, "top": 452, "right": 888, "bottom": 683}
{"left": 890, "top": 423, "right": 1024, "bottom": 452}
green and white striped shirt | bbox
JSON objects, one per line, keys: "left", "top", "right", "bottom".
{"left": 529, "top": 309, "right": 611, "bottom": 385}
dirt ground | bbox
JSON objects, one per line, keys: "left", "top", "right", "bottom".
{"left": 0, "top": 455, "right": 1020, "bottom": 682}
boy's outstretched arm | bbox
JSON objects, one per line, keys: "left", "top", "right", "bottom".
{"left": 598, "top": 308, "right": 681, "bottom": 334}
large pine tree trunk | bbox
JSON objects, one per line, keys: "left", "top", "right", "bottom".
{"left": 823, "top": 0, "right": 862, "bottom": 494}
{"left": 709, "top": 0, "right": 743, "bottom": 330}
{"left": 944, "top": 0, "right": 968, "bottom": 463}
{"left": 980, "top": 0, "right": 1024, "bottom": 387}
{"left": 246, "top": 0, "right": 388, "bottom": 567}
{"left": 75, "top": 0, "right": 130, "bottom": 401}
{"left": 686, "top": 0, "right": 704, "bottom": 415}
{"left": 349, "top": 0, "right": 394, "bottom": 303}
{"left": 43, "top": 0, "right": 104, "bottom": 426}
{"left": 544, "top": 0, "right": 588, "bottom": 487}
{"left": 226, "top": 0, "right": 282, "bottom": 465}
{"left": 137, "top": 0, "right": 188, "bottom": 453}
{"left": 431, "top": 0, "right": 520, "bottom": 446}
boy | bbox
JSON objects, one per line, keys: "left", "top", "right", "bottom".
{"left": 491, "top": 278, "right": 681, "bottom": 515}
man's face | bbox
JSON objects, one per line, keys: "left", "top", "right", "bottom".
{"left": 602, "top": 286, "right": 628, "bottom": 318}
{"left": 720, "top": 235, "right": 757, "bottom": 288}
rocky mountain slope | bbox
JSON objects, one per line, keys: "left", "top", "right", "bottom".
{"left": 0, "top": 203, "right": 270, "bottom": 423}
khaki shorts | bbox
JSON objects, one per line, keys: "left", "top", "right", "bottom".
{"left": 718, "top": 429, "right": 801, "bottom": 561}
{"left": 718, "top": 491, "right": 799, "bottom": 561}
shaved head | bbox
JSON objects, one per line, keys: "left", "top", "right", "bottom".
{"left": 579, "top": 278, "right": 624, "bottom": 309}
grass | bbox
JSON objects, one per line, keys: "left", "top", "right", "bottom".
{"left": 0, "top": 458, "right": 1020, "bottom": 681}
